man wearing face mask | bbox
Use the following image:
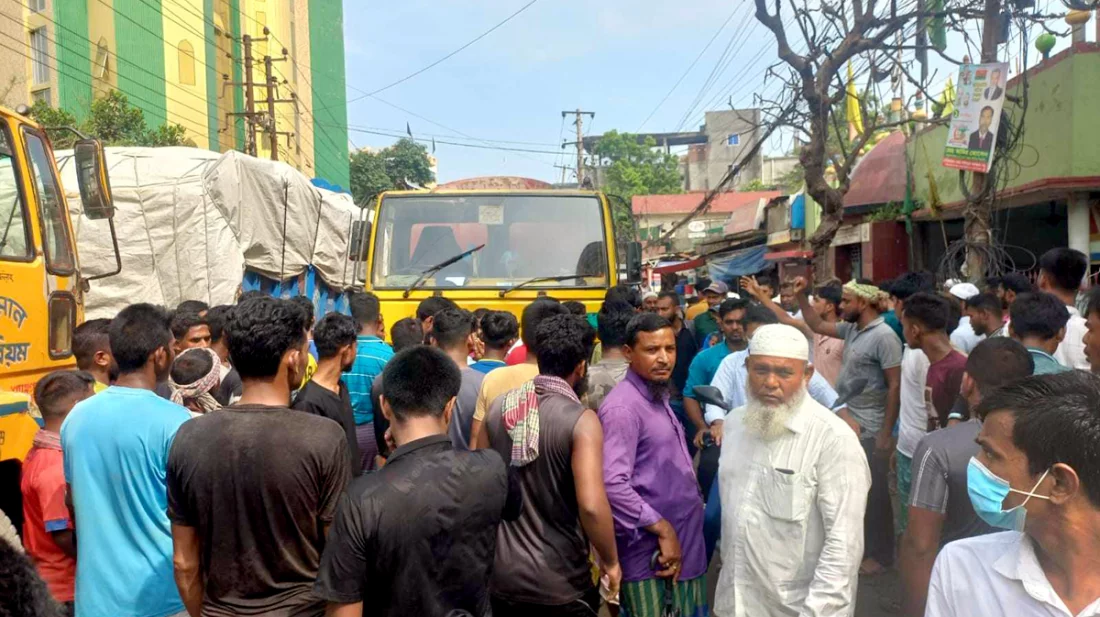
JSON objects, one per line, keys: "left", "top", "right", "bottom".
{"left": 167, "top": 296, "right": 352, "bottom": 616}
{"left": 925, "top": 370, "right": 1100, "bottom": 617}
{"left": 714, "top": 324, "right": 870, "bottom": 617}
{"left": 480, "top": 314, "right": 622, "bottom": 616}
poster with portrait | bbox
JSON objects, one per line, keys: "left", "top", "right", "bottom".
{"left": 942, "top": 62, "right": 1008, "bottom": 173}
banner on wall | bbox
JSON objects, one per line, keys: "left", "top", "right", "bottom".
{"left": 942, "top": 62, "right": 1008, "bottom": 173}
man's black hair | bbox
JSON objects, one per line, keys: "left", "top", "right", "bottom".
{"left": 605, "top": 284, "right": 641, "bottom": 309}
{"left": 415, "top": 296, "right": 459, "bottom": 321}
{"left": 968, "top": 292, "right": 1004, "bottom": 317}
{"left": 1088, "top": 287, "right": 1100, "bottom": 319}
{"left": 238, "top": 290, "right": 268, "bottom": 303}
{"left": 696, "top": 277, "right": 712, "bottom": 292}
{"left": 814, "top": 283, "right": 842, "bottom": 309}
{"left": 313, "top": 313, "right": 358, "bottom": 359}
{"left": 890, "top": 272, "right": 936, "bottom": 301}
{"left": 975, "top": 370, "right": 1100, "bottom": 507}
{"left": 563, "top": 300, "right": 587, "bottom": 317}
{"left": 902, "top": 292, "right": 953, "bottom": 332}
{"left": 625, "top": 312, "right": 672, "bottom": 347}
{"left": 430, "top": 308, "right": 475, "bottom": 350}
{"left": 349, "top": 291, "right": 381, "bottom": 328}
{"left": 289, "top": 295, "right": 315, "bottom": 325}
{"left": 966, "top": 337, "right": 1033, "bottom": 396}
{"left": 176, "top": 299, "right": 208, "bottom": 314}
{"left": 204, "top": 305, "right": 232, "bottom": 343}
{"left": 225, "top": 296, "right": 309, "bottom": 379}
{"left": 0, "top": 537, "right": 58, "bottom": 617}
{"left": 717, "top": 297, "right": 749, "bottom": 319}
{"left": 985, "top": 276, "right": 1003, "bottom": 290}
{"left": 109, "top": 303, "right": 172, "bottom": 373}
{"left": 1009, "top": 292, "right": 1070, "bottom": 340}
{"left": 658, "top": 290, "right": 681, "bottom": 306}
{"left": 479, "top": 311, "right": 519, "bottom": 350}
{"left": 600, "top": 299, "right": 635, "bottom": 315}
{"left": 171, "top": 349, "right": 215, "bottom": 386}
{"left": 169, "top": 311, "right": 206, "bottom": 340}
{"left": 34, "top": 369, "right": 94, "bottom": 419}
{"left": 536, "top": 314, "right": 596, "bottom": 379}
{"left": 472, "top": 307, "right": 491, "bottom": 324}
{"left": 597, "top": 305, "right": 634, "bottom": 348}
{"left": 1039, "top": 248, "right": 1088, "bottom": 293}
{"left": 73, "top": 318, "right": 111, "bottom": 370}
{"left": 980, "top": 105, "right": 994, "bottom": 117}
{"left": 743, "top": 302, "right": 780, "bottom": 327}
{"left": 521, "top": 299, "right": 570, "bottom": 354}
{"left": 381, "top": 346, "right": 461, "bottom": 421}
{"left": 390, "top": 317, "right": 424, "bottom": 353}
{"left": 1002, "top": 272, "right": 1034, "bottom": 295}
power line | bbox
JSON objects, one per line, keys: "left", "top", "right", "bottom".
{"left": 334, "top": 0, "right": 540, "bottom": 109}
{"left": 340, "top": 125, "right": 566, "bottom": 156}
{"left": 635, "top": 7, "right": 740, "bottom": 132}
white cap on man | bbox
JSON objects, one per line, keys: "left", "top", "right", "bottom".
{"left": 748, "top": 324, "right": 809, "bottom": 361}
{"left": 949, "top": 282, "right": 980, "bottom": 301}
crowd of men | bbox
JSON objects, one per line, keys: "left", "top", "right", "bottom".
{"left": 4, "top": 246, "right": 1100, "bottom": 617}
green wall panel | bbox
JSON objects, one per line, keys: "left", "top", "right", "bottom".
{"left": 114, "top": 0, "right": 167, "bottom": 127}
{"left": 54, "top": 0, "right": 93, "bottom": 118}
{"left": 309, "top": 0, "right": 349, "bottom": 188}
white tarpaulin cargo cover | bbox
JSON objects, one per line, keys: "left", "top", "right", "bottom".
{"left": 57, "top": 147, "right": 362, "bottom": 319}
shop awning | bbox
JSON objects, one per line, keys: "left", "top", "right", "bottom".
{"left": 765, "top": 249, "right": 814, "bottom": 261}
{"left": 652, "top": 256, "right": 706, "bottom": 274}
{"left": 707, "top": 245, "right": 769, "bottom": 281}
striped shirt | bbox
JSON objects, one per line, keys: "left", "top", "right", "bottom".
{"left": 345, "top": 335, "right": 394, "bottom": 425}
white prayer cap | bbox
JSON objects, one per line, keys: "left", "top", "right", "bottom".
{"left": 642, "top": 290, "right": 659, "bottom": 300}
{"left": 949, "top": 282, "right": 980, "bottom": 301}
{"left": 748, "top": 324, "right": 809, "bottom": 361}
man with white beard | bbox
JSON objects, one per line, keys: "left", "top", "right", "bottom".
{"left": 715, "top": 324, "right": 871, "bottom": 617}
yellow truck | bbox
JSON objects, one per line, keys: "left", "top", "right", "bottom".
{"left": 362, "top": 184, "right": 641, "bottom": 326}
{"left": 0, "top": 104, "right": 115, "bottom": 462}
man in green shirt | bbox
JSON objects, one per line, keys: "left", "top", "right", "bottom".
{"left": 1009, "top": 292, "right": 1072, "bottom": 375}
{"left": 692, "top": 281, "right": 730, "bottom": 347}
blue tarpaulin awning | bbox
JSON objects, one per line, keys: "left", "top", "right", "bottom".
{"left": 706, "top": 245, "right": 769, "bottom": 282}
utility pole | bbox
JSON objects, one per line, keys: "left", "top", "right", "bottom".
{"left": 242, "top": 34, "right": 256, "bottom": 156}
{"left": 263, "top": 55, "right": 278, "bottom": 161}
{"left": 561, "top": 109, "right": 594, "bottom": 185}
{"left": 964, "top": 0, "right": 1001, "bottom": 283}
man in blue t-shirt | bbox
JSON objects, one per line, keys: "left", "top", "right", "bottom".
{"left": 344, "top": 292, "right": 394, "bottom": 472}
{"left": 62, "top": 303, "right": 191, "bottom": 617}
{"left": 683, "top": 298, "right": 749, "bottom": 457}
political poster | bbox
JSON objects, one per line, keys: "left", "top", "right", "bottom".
{"left": 942, "top": 61, "right": 1008, "bottom": 173}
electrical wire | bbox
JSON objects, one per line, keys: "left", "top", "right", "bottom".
{"left": 333, "top": 0, "right": 540, "bottom": 109}
{"left": 338, "top": 125, "right": 565, "bottom": 156}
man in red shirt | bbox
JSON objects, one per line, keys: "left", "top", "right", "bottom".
{"left": 900, "top": 293, "right": 968, "bottom": 429}
{"left": 22, "top": 370, "right": 95, "bottom": 609}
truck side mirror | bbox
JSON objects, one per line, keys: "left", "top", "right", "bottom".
{"left": 626, "top": 241, "right": 643, "bottom": 284}
{"left": 74, "top": 139, "right": 114, "bottom": 220}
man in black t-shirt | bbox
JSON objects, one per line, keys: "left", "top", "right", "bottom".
{"left": 167, "top": 296, "right": 352, "bottom": 617}
{"left": 315, "top": 346, "right": 520, "bottom": 617}
{"left": 294, "top": 313, "right": 361, "bottom": 475}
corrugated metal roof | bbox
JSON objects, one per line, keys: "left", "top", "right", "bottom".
{"left": 843, "top": 131, "right": 909, "bottom": 208}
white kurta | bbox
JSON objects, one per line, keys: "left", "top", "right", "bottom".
{"left": 714, "top": 395, "right": 871, "bottom": 617}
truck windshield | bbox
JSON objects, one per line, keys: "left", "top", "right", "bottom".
{"left": 0, "top": 129, "right": 29, "bottom": 260}
{"left": 372, "top": 193, "right": 609, "bottom": 289}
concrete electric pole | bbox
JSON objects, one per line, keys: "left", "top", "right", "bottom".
{"left": 562, "top": 109, "right": 594, "bottom": 185}
{"left": 964, "top": 0, "right": 1002, "bottom": 282}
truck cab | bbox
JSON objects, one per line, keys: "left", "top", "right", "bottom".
{"left": 0, "top": 106, "right": 116, "bottom": 397}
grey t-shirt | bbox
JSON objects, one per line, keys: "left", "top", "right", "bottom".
{"left": 449, "top": 368, "right": 486, "bottom": 450}
{"left": 835, "top": 317, "right": 903, "bottom": 434}
{"left": 585, "top": 357, "right": 629, "bottom": 412}
{"left": 909, "top": 421, "right": 995, "bottom": 546}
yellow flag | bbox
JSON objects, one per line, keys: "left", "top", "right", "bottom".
{"left": 938, "top": 76, "right": 956, "bottom": 118}
{"left": 846, "top": 62, "right": 864, "bottom": 138}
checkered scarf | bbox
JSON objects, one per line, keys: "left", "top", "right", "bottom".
{"left": 168, "top": 348, "right": 222, "bottom": 414}
{"left": 501, "top": 375, "right": 581, "bottom": 466}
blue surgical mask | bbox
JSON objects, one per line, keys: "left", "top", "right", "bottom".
{"left": 967, "top": 457, "right": 1051, "bottom": 531}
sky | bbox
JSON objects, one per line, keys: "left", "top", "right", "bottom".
{"left": 341, "top": 0, "right": 1080, "bottom": 185}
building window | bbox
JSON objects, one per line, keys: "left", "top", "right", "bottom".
{"left": 30, "top": 28, "right": 49, "bottom": 85}
{"left": 727, "top": 133, "right": 740, "bottom": 146}
{"left": 29, "top": 0, "right": 46, "bottom": 13}
{"left": 177, "top": 40, "right": 196, "bottom": 85}
{"left": 94, "top": 38, "right": 110, "bottom": 79}
{"left": 31, "top": 89, "right": 50, "bottom": 105}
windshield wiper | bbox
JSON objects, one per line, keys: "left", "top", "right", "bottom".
{"left": 402, "top": 244, "right": 486, "bottom": 298}
{"left": 499, "top": 275, "right": 587, "bottom": 298}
